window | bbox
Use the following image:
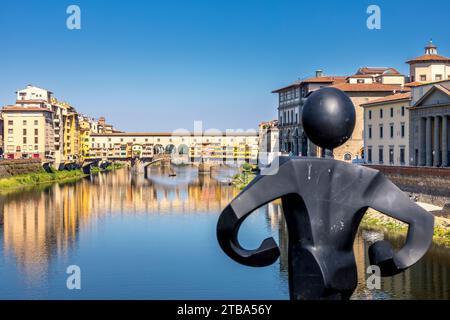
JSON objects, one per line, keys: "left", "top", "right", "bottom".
{"left": 380, "top": 109, "right": 383, "bottom": 118}
{"left": 34, "top": 137, "right": 38, "bottom": 144}
{"left": 368, "top": 126, "right": 372, "bottom": 139}
{"left": 390, "top": 108, "right": 394, "bottom": 118}
{"left": 34, "top": 120, "right": 38, "bottom": 125}
{"left": 420, "top": 75, "right": 427, "bottom": 81}
{"left": 401, "top": 106, "right": 405, "bottom": 116}
{"left": 390, "top": 124, "right": 394, "bottom": 138}
{"left": 379, "top": 125, "right": 383, "bottom": 139}
{"left": 436, "top": 74, "right": 442, "bottom": 81}
{"left": 34, "top": 129, "right": 38, "bottom": 135}
{"left": 400, "top": 147, "right": 405, "bottom": 165}
{"left": 8, "top": 120, "right": 13, "bottom": 125}
{"left": 23, "top": 129, "right": 27, "bottom": 136}
{"left": 401, "top": 123, "right": 405, "bottom": 138}
{"left": 8, "top": 128, "right": 13, "bottom": 134}
{"left": 389, "top": 147, "right": 394, "bottom": 164}
{"left": 379, "top": 147, "right": 384, "bottom": 164}
{"left": 23, "top": 137, "right": 27, "bottom": 144}
{"left": 23, "top": 120, "right": 27, "bottom": 125}
{"left": 357, "top": 79, "right": 364, "bottom": 84}
{"left": 367, "top": 148, "right": 372, "bottom": 163}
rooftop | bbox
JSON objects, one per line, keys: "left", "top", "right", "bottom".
{"left": 272, "top": 76, "right": 346, "bottom": 93}
{"left": 2, "top": 105, "right": 53, "bottom": 113}
{"left": 329, "top": 83, "right": 410, "bottom": 92}
{"left": 406, "top": 54, "right": 450, "bottom": 64}
{"left": 360, "top": 92, "right": 411, "bottom": 107}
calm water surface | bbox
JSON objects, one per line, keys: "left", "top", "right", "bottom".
{"left": 0, "top": 166, "right": 449, "bottom": 299}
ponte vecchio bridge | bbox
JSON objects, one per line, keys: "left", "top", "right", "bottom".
{"left": 86, "top": 131, "right": 260, "bottom": 164}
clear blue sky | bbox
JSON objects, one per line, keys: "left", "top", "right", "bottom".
{"left": 0, "top": 0, "right": 449, "bottom": 132}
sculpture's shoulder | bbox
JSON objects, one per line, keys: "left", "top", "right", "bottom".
{"left": 277, "top": 157, "right": 383, "bottom": 189}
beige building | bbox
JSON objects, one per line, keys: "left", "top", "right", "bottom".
{"left": 361, "top": 92, "right": 411, "bottom": 165}
{"left": 407, "top": 41, "right": 450, "bottom": 83}
{"left": 2, "top": 106, "right": 54, "bottom": 160}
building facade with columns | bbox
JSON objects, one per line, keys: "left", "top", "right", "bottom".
{"left": 409, "top": 81, "right": 450, "bottom": 167}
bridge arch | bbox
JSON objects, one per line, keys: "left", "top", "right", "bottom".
{"left": 165, "top": 144, "right": 176, "bottom": 155}
{"left": 154, "top": 144, "right": 164, "bottom": 154}
{"left": 178, "top": 144, "right": 189, "bottom": 155}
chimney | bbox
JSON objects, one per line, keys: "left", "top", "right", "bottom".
{"left": 315, "top": 70, "right": 323, "bottom": 78}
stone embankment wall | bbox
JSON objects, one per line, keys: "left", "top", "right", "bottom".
{"left": 0, "top": 159, "right": 42, "bottom": 179}
{"left": 365, "top": 165, "right": 450, "bottom": 209}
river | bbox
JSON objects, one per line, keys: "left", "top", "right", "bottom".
{"left": 0, "top": 166, "right": 449, "bottom": 299}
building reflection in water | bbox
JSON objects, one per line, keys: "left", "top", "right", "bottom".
{"left": 263, "top": 202, "right": 450, "bottom": 300}
{"left": 0, "top": 166, "right": 239, "bottom": 283}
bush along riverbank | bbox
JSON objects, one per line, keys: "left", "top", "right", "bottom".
{"left": 231, "top": 163, "right": 258, "bottom": 190}
{"left": 0, "top": 162, "right": 125, "bottom": 191}
{"left": 361, "top": 208, "right": 450, "bottom": 247}
{"left": 0, "top": 168, "right": 87, "bottom": 191}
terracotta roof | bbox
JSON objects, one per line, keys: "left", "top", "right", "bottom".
{"left": 357, "top": 67, "right": 401, "bottom": 75}
{"left": 301, "top": 76, "right": 347, "bottom": 83}
{"left": 405, "top": 79, "right": 450, "bottom": 88}
{"left": 2, "top": 106, "right": 53, "bottom": 112}
{"left": 404, "top": 81, "right": 424, "bottom": 87}
{"left": 406, "top": 54, "right": 450, "bottom": 64}
{"left": 329, "top": 83, "right": 410, "bottom": 92}
{"left": 272, "top": 76, "right": 347, "bottom": 93}
{"left": 348, "top": 74, "right": 375, "bottom": 79}
{"left": 361, "top": 92, "right": 411, "bottom": 107}
{"left": 15, "top": 99, "right": 48, "bottom": 104}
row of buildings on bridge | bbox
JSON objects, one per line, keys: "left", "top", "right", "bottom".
{"left": 274, "top": 40, "right": 450, "bottom": 167}
{"left": 0, "top": 85, "right": 267, "bottom": 166}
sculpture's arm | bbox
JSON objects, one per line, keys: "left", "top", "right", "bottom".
{"left": 367, "top": 173, "right": 435, "bottom": 276}
{"left": 217, "top": 166, "right": 297, "bottom": 267}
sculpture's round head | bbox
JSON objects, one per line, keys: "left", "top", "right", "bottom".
{"left": 302, "top": 87, "right": 356, "bottom": 150}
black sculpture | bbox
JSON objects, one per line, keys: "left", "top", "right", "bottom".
{"left": 217, "top": 87, "right": 434, "bottom": 300}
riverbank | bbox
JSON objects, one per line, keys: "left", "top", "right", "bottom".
{"left": 231, "top": 163, "right": 257, "bottom": 189}
{"left": 0, "top": 169, "right": 87, "bottom": 192}
{"left": 361, "top": 209, "right": 450, "bottom": 247}
{"left": 0, "top": 163, "right": 125, "bottom": 192}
